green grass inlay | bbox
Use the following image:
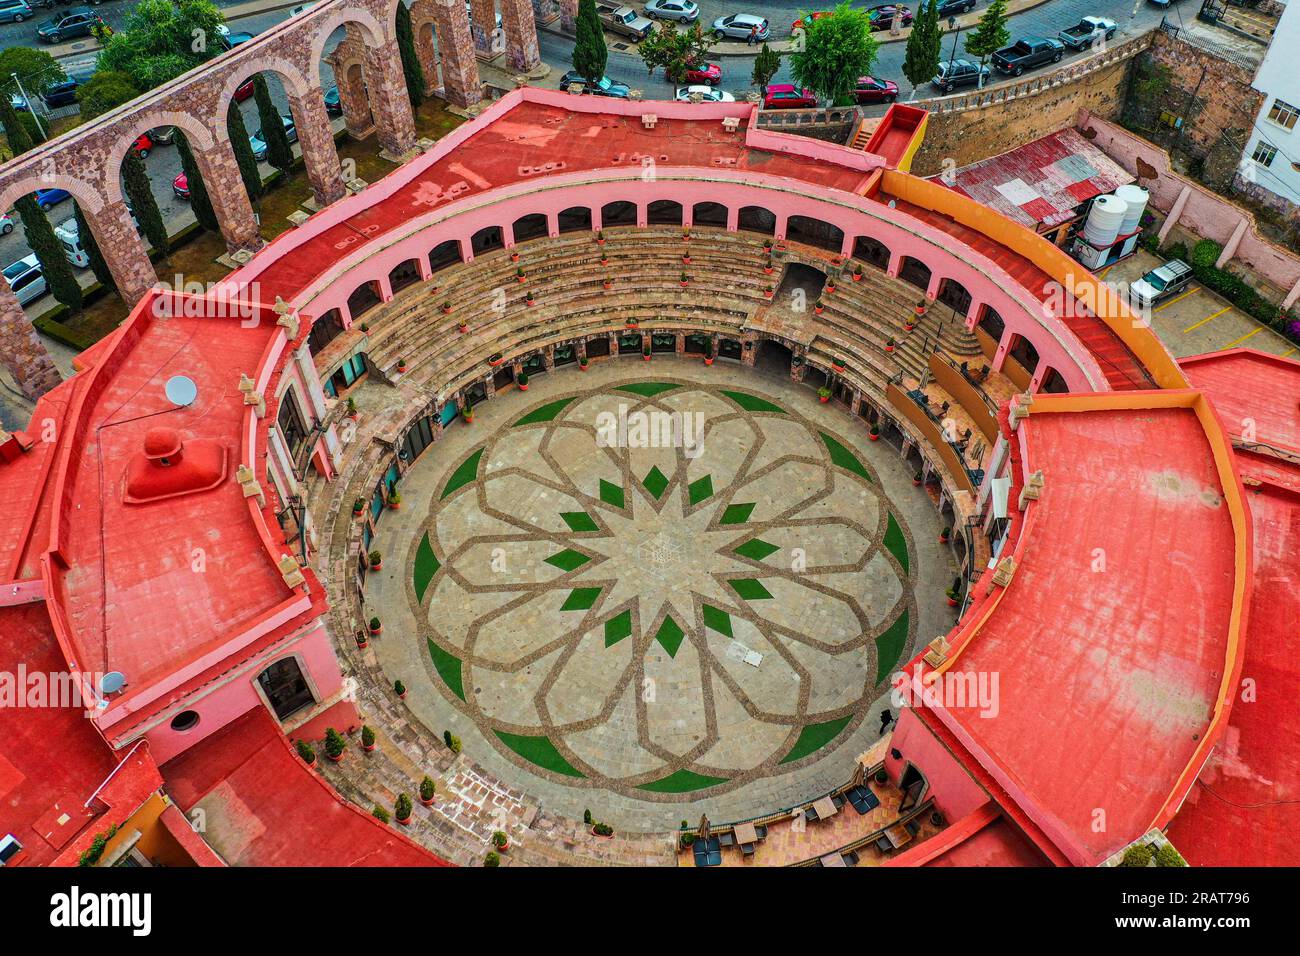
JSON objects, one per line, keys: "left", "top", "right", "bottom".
{"left": 494, "top": 730, "right": 586, "bottom": 778}
{"left": 729, "top": 578, "right": 773, "bottom": 601}
{"left": 545, "top": 549, "right": 591, "bottom": 572}
{"left": 884, "top": 513, "right": 909, "bottom": 575}
{"left": 561, "top": 587, "right": 602, "bottom": 611}
{"left": 642, "top": 465, "right": 669, "bottom": 499}
{"left": 514, "top": 396, "right": 577, "bottom": 426}
{"left": 561, "top": 511, "right": 599, "bottom": 533}
{"left": 637, "top": 768, "right": 729, "bottom": 793}
{"left": 605, "top": 610, "right": 633, "bottom": 648}
{"left": 440, "top": 448, "right": 483, "bottom": 499}
{"left": 820, "top": 432, "right": 872, "bottom": 482}
{"left": 426, "top": 638, "right": 465, "bottom": 701}
{"left": 615, "top": 382, "right": 681, "bottom": 397}
{"left": 413, "top": 532, "right": 441, "bottom": 603}
{"left": 702, "top": 604, "right": 733, "bottom": 638}
{"left": 653, "top": 615, "right": 686, "bottom": 658}
{"left": 874, "top": 609, "right": 910, "bottom": 685}
{"left": 734, "top": 538, "right": 780, "bottom": 562}
{"left": 719, "top": 502, "right": 756, "bottom": 525}
{"left": 599, "top": 479, "right": 625, "bottom": 508}
{"left": 687, "top": 474, "right": 714, "bottom": 505}
{"left": 719, "top": 389, "right": 785, "bottom": 414}
{"left": 780, "top": 714, "right": 854, "bottom": 764}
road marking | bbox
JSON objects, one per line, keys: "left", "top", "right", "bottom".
{"left": 1098, "top": 264, "right": 1113, "bottom": 280}
{"left": 1153, "top": 287, "right": 1201, "bottom": 313}
{"left": 1281, "top": 347, "right": 1296, "bottom": 358}
{"left": 1182, "top": 306, "right": 1232, "bottom": 334}
{"left": 1221, "top": 326, "right": 1264, "bottom": 348}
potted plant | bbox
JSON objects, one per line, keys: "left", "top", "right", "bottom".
{"left": 355, "top": 629, "right": 369, "bottom": 649}
{"left": 869, "top": 423, "right": 880, "bottom": 442}
{"left": 602, "top": 276, "right": 612, "bottom": 290}
{"left": 930, "top": 810, "right": 945, "bottom": 827}
{"left": 347, "top": 396, "right": 358, "bottom": 420}
{"left": 492, "top": 830, "right": 509, "bottom": 853}
{"left": 515, "top": 267, "right": 526, "bottom": 283}
{"left": 914, "top": 298, "right": 927, "bottom": 317}
{"left": 368, "top": 550, "right": 382, "bottom": 571}
{"left": 352, "top": 497, "right": 364, "bottom": 516}
{"left": 394, "top": 679, "right": 407, "bottom": 700}
{"left": 625, "top": 317, "right": 639, "bottom": 328}
{"left": 324, "top": 728, "right": 346, "bottom": 762}
{"left": 945, "top": 586, "right": 960, "bottom": 607}
{"left": 489, "top": 353, "right": 504, "bottom": 367}
{"left": 359, "top": 322, "right": 370, "bottom": 333}
{"left": 885, "top": 338, "right": 895, "bottom": 353}
{"left": 831, "top": 256, "right": 842, "bottom": 267}
{"left": 592, "top": 822, "right": 614, "bottom": 838}
{"left": 851, "top": 262, "right": 863, "bottom": 281}
{"left": 484, "top": 851, "right": 501, "bottom": 867}
{"left": 763, "top": 285, "right": 774, "bottom": 300}
{"left": 832, "top": 357, "right": 846, "bottom": 372}
{"left": 517, "top": 372, "right": 530, "bottom": 392}
{"left": 369, "top": 616, "right": 382, "bottom": 636}
{"left": 763, "top": 257, "right": 774, "bottom": 275}
{"left": 458, "top": 318, "right": 469, "bottom": 333}
{"left": 703, "top": 341, "right": 714, "bottom": 366}
{"left": 462, "top": 403, "right": 474, "bottom": 424}
{"left": 682, "top": 251, "right": 691, "bottom": 265}
{"left": 396, "top": 358, "right": 407, "bottom": 374}
{"left": 395, "top": 793, "right": 413, "bottom": 826}
{"left": 874, "top": 768, "right": 888, "bottom": 785}
{"left": 579, "top": 354, "right": 589, "bottom": 371}
{"left": 296, "top": 739, "right": 316, "bottom": 766}
{"left": 682, "top": 228, "right": 691, "bottom": 242}
{"left": 361, "top": 725, "right": 376, "bottom": 752}
{"left": 814, "top": 299, "right": 825, "bottom": 315}
{"left": 817, "top": 386, "right": 832, "bottom": 404}
{"left": 387, "top": 490, "right": 401, "bottom": 510}
{"left": 825, "top": 278, "right": 836, "bottom": 294}
{"left": 595, "top": 229, "right": 605, "bottom": 246}
{"left": 373, "top": 806, "right": 391, "bottom": 824}
{"left": 442, "top": 301, "right": 452, "bottom": 315}
{"left": 939, "top": 526, "right": 951, "bottom": 544}
{"left": 762, "top": 239, "right": 773, "bottom": 254}
{"left": 904, "top": 316, "right": 916, "bottom": 332}
{"left": 642, "top": 343, "right": 651, "bottom": 361}
{"left": 510, "top": 249, "right": 520, "bottom": 262}
{"left": 679, "top": 273, "right": 690, "bottom": 288}
{"left": 419, "top": 776, "right": 436, "bottom": 806}
{"left": 526, "top": 291, "right": 535, "bottom": 307}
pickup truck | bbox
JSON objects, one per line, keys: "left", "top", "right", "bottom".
{"left": 1057, "top": 16, "right": 1116, "bottom": 49}
{"left": 992, "top": 36, "right": 1064, "bottom": 76}
{"left": 596, "top": 2, "right": 654, "bottom": 40}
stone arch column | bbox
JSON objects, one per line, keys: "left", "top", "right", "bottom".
{"left": 328, "top": 34, "right": 376, "bottom": 140}
{"left": 409, "top": 5, "right": 443, "bottom": 93}
{"left": 499, "top": 0, "right": 540, "bottom": 72}
{"left": 362, "top": 36, "right": 418, "bottom": 156}
{"left": 190, "top": 136, "right": 264, "bottom": 255}
{"left": 469, "top": 0, "right": 496, "bottom": 55}
{"left": 83, "top": 200, "right": 158, "bottom": 306}
{"left": 560, "top": 0, "right": 577, "bottom": 32}
{"left": 430, "top": 0, "right": 482, "bottom": 107}
{"left": 0, "top": 290, "right": 61, "bottom": 399}
{"left": 286, "top": 88, "right": 346, "bottom": 207}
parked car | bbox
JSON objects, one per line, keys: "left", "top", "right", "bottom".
{"left": 596, "top": 2, "right": 654, "bottom": 40}
{"left": 854, "top": 75, "right": 899, "bottom": 104}
{"left": 288, "top": 2, "right": 317, "bottom": 14}
{"left": 935, "top": 0, "right": 976, "bottom": 15}
{"left": 992, "top": 36, "right": 1064, "bottom": 76}
{"left": 644, "top": 0, "right": 697, "bottom": 22}
{"left": 148, "top": 126, "right": 176, "bottom": 146}
{"left": 36, "top": 7, "right": 103, "bottom": 43}
{"left": 35, "top": 188, "right": 71, "bottom": 210}
{"left": 931, "top": 58, "right": 989, "bottom": 92}
{"left": 0, "top": 0, "right": 34, "bottom": 24}
{"left": 867, "top": 5, "right": 913, "bottom": 29}
{"left": 3, "top": 255, "right": 47, "bottom": 308}
{"left": 557, "top": 71, "right": 631, "bottom": 97}
{"left": 0, "top": 212, "right": 13, "bottom": 235}
{"left": 792, "top": 11, "right": 830, "bottom": 30}
{"left": 219, "top": 30, "right": 255, "bottom": 51}
{"left": 9, "top": 92, "right": 30, "bottom": 112}
{"left": 763, "top": 83, "right": 817, "bottom": 109}
{"left": 130, "top": 131, "right": 154, "bottom": 158}
{"left": 683, "top": 61, "right": 721, "bottom": 85}
{"left": 1057, "top": 16, "right": 1116, "bottom": 49}
{"left": 674, "top": 86, "right": 736, "bottom": 102}
{"left": 251, "top": 115, "right": 298, "bottom": 160}
{"left": 711, "top": 13, "right": 769, "bottom": 41}
{"left": 234, "top": 76, "right": 256, "bottom": 101}
{"left": 40, "top": 78, "right": 79, "bottom": 109}
{"left": 173, "top": 172, "right": 190, "bottom": 200}
{"left": 324, "top": 85, "right": 342, "bottom": 115}
{"left": 1129, "top": 259, "right": 1193, "bottom": 309}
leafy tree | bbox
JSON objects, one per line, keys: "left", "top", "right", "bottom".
{"left": 18, "top": 196, "right": 82, "bottom": 311}
{"left": 638, "top": 23, "right": 713, "bottom": 85}
{"left": 175, "top": 130, "right": 218, "bottom": 232}
{"left": 572, "top": 0, "right": 608, "bottom": 86}
{"left": 751, "top": 43, "right": 781, "bottom": 96}
{"left": 74, "top": 202, "right": 115, "bottom": 291}
{"left": 76, "top": 71, "right": 142, "bottom": 121}
{"left": 96, "top": 0, "right": 226, "bottom": 91}
{"left": 0, "top": 47, "right": 66, "bottom": 97}
{"left": 227, "top": 101, "right": 262, "bottom": 203}
{"left": 394, "top": 0, "right": 425, "bottom": 109}
{"left": 122, "top": 150, "right": 169, "bottom": 258}
{"left": 0, "top": 91, "right": 35, "bottom": 156}
{"left": 790, "top": 3, "right": 879, "bottom": 106}
{"left": 964, "top": 0, "right": 1010, "bottom": 88}
{"left": 902, "top": 0, "right": 942, "bottom": 97}
{"left": 252, "top": 75, "right": 295, "bottom": 174}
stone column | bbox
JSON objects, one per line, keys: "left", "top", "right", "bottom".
{"left": 433, "top": 0, "right": 483, "bottom": 107}
{"left": 469, "top": 0, "right": 495, "bottom": 54}
{"left": 194, "top": 140, "right": 263, "bottom": 255}
{"left": 0, "top": 288, "right": 61, "bottom": 399}
{"left": 363, "top": 38, "right": 418, "bottom": 158}
{"left": 499, "top": 0, "right": 541, "bottom": 72}
{"left": 288, "top": 90, "right": 346, "bottom": 209}
{"left": 409, "top": 2, "right": 443, "bottom": 93}
{"left": 329, "top": 35, "right": 375, "bottom": 140}
{"left": 86, "top": 200, "right": 157, "bottom": 306}
{"left": 559, "top": 0, "right": 577, "bottom": 32}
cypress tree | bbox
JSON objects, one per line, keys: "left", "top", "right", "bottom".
{"left": 227, "top": 101, "right": 263, "bottom": 203}
{"left": 902, "top": 0, "right": 942, "bottom": 97}
{"left": 74, "top": 202, "right": 114, "bottom": 291}
{"left": 122, "top": 150, "right": 169, "bottom": 258}
{"left": 175, "top": 131, "right": 218, "bottom": 233}
{"left": 395, "top": 1, "right": 425, "bottom": 109}
{"left": 252, "top": 75, "right": 295, "bottom": 175}
{"left": 17, "top": 195, "right": 82, "bottom": 311}
{"left": 573, "top": 0, "right": 608, "bottom": 86}
{"left": 1, "top": 92, "right": 34, "bottom": 156}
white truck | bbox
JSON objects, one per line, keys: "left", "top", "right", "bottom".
{"left": 596, "top": 2, "right": 654, "bottom": 40}
{"left": 1057, "top": 16, "right": 1117, "bottom": 50}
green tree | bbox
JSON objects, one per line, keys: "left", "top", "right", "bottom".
{"left": 252, "top": 75, "right": 295, "bottom": 174}
{"left": 175, "top": 131, "right": 218, "bottom": 232}
{"left": 227, "top": 102, "right": 262, "bottom": 203}
{"left": 638, "top": 23, "right": 713, "bottom": 85}
{"left": 395, "top": 0, "right": 425, "bottom": 109}
{"left": 76, "top": 71, "right": 142, "bottom": 121}
{"left": 964, "top": 0, "right": 1010, "bottom": 88}
{"left": 902, "top": 0, "right": 942, "bottom": 97}
{"left": 122, "top": 150, "right": 169, "bottom": 258}
{"left": 751, "top": 43, "right": 781, "bottom": 96}
{"left": 790, "top": 3, "right": 878, "bottom": 106}
{"left": 74, "top": 202, "right": 115, "bottom": 291}
{"left": 97, "top": 0, "right": 226, "bottom": 91}
{"left": 0, "top": 47, "right": 66, "bottom": 97}
{"left": 572, "top": 0, "right": 608, "bottom": 86}
{"left": 0, "top": 91, "right": 36, "bottom": 157}
{"left": 18, "top": 196, "right": 82, "bottom": 311}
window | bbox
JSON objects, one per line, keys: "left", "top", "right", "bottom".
{"left": 1267, "top": 98, "right": 1299, "bottom": 131}
{"left": 1252, "top": 140, "right": 1278, "bottom": 167}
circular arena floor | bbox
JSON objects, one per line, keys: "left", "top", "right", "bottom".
{"left": 366, "top": 360, "right": 957, "bottom": 830}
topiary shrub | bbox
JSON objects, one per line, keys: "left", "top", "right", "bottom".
{"left": 296, "top": 739, "right": 316, "bottom": 764}
{"left": 1155, "top": 843, "right": 1187, "bottom": 867}
{"left": 420, "top": 776, "right": 436, "bottom": 801}
{"left": 1121, "top": 843, "right": 1154, "bottom": 867}
{"left": 395, "top": 793, "right": 413, "bottom": 821}
{"left": 324, "top": 728, "right": 346, "bottom": 760}
{"left": 361, "top": 725, "right": 376, "bottom": 749}
{"left": 484, "top": 851, "right": 501, "bottom": 867}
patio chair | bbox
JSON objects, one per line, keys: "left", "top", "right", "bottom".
{"left": 804, "top": 808, "right": 819, "bottom": 823}
{"left": 843, "top": 851, "right": 860, "bottom": 867}
{"left": 875, "top": 835, "right": 892, "bottom": 853}
{"left": 755, "top": 825, "right": 768, "bottom": 839}
{"left": 832, "top": 794, "right": 846, "bottom": 810}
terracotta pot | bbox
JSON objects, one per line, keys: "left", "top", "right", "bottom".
{"left": 398, "top": 689, "right": 408, "bottom": 700}
{"left": 580, "top": 362, "right": 589, "bottom": 371}
{"left": 328, "top": 752, "right": 344, "bottom": 763}
{"left": 592, "top": 827, "right": 613, "bottom": 838}
{"left": 852, "top": 272, "right": 862, "bottom": 281}
{"left": 526, "top": 297, "right": 535, "bottom": 306}
{"left": 600, "top": 257, "right": 609, "bottom": 266}
{"left": 397, "top": 814, "right": 411, "bottom": 826}
{"left": 869, "top": 433, "right": 880, "bottom": 442}
{"left": 396, "top": 365, "right": 407, "bottom": 374}
{"left": 682, "top": 256, "right": 691, "bottom": 264}
{"left": 364, "top": 743, "right": 376, "bottom": 753}
{"left": 913, "top": 478, "right": 922, "bottom": 487}
{"left": 369, "top": 560, "right": 382, "bottom": 571}
{"left": 885, "top": 345, "right": 895, "bottom": 353}
{"left": 348, "top": 411, "right": 359, "bottom": 421}
{"left": 356, "top": 638, "right": 369, "bottom": 649}
{"left": 442, "top": 306, "right": 452, "bottom": 315}
{"left": 939, "top": 534, "right": 950, "bottom": 544}
{"left": 518, "top": 383, "right": 529, "bottom": 391}
{"left": 459, "top": 324, "right": 469, "bottom": 333}
{"left": 680, "top": 281, "right": 689, "bottom": 288}
{"left": 764, "top": 291, "right": 773, "bottom": 300}
{"left": 420, "top": 795, "right": 435, "bottom": 806}
{"left": 496, "top": 840, "right": 509, "bottom": 853}
{"left": 643, "top": 354, "right": 651, "bottom": 361}
{"left": 369, "top": 625, "right": 381, "bottom": 638}
{"left": 510, "top": 252, "right": 520, "bottom": 262}
{"left": 603, "top": 282, "right": 612, "bottom": 290}
{"left": 946, "top": 597, "right": 959, "bottom": 607}
{"left": 905, "top": 323, "right": 915, "bottom": 331}
{"left": 819, "top": 395, "right": 830, "bottom": 403}
{"left": 833, "top": 364, "right": 845, "bottom": 373}
{"left": 490, "top": 358, "right": 503, "bottom": 367}
{"left": 388, "top": 500, "right": 400, "bottom": 510}
{"left": 597, "top": 238, "right": 605, "bottom": 246}
{"left": 826, "top": 284, "right": 836, "bottom": 294}
{"left": 704, "top": 357, "right": 714, "bottom": 366}
{"left": 763, "top": 266, "right": 773, "bottom": 274}
{"left": 815, "top": 306, "right": 824, "bottom": 315}
{"left": 516, "top": 276, "right": 526, "bottom": 283}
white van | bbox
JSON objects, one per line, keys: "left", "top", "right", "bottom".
{"left": 54, "top": 208, "right": 141, "bottom": 269}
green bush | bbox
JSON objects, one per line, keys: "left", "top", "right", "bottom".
{"left": 395, "top": 793, "right": 413, "bottom": 821}
{"left": 1155, "top": 843, "right": 1187, "bottom": 867}
{"left": 1120, "top": 843, "right": 1153, "bottom": 867}
{"left": 373, "top": 805, "right": 391, "bottom": 824}
{"left": 295, "top": 739, "right": 316, "bottom": 764}
{"left": 323, "top": 727, "right": 346, "bottom": 759}
{"left": 361, "top": 725, "right": 376, "bottom": 749}
{"left": 484, "top": 851, "right": 501, "bottom": 867}
{"left": 420, "top": 776, "right": 436, "bottom": 801}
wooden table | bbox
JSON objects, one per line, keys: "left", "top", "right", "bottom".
{"left": 820, "top": 852, "right": 847, "bottom": 867}
{"left": 884, "top": 823, "right": 913, "bottom": 849}
{"left": 812, "top": 796, "right": 838, "bottom": 821}
{"left": 733, "top": 822, "right": 758, "bottom": 846}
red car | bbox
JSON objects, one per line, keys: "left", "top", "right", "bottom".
{"left": 854, "top": 75, "right": 899, "bottom": 104}
{"left": 763, "top": 84, "right": 817, "bottom": 109}
{"left": 683, "top": 61, "right": 721, "bottom": 85}
{"left": 791, "top": 11, "right": 830, "bottom": 30}
{"left": 868, "top": 4, "right": 913, "bottom": 29}
{"left": 172, "top": 172, "right": 190, "bottom": 200}
{"left": 131, "top": 132, "right": 154, "bottom": 159}
{"left": 234, "top": 77, "right": 255, "bottom": 102}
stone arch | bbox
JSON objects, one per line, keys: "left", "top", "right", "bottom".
{"left": 309, "top": 9, "right": 389, "bottom": 72}
{"left": 0, "top": 172, "right": 106, "bottom": 220}
{"left": 103, "top": 110, "right": 219, "bottom": 204}
{"left": 217, "top": 55, "right": 314, "bottom": 106}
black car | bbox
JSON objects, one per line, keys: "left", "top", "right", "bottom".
{"left": 557, "top": 71, "right": 630, "bottom": 97}
{"left": 40, "top": 78, "right": 79, "bottom": 108}
{"left": 935, "top": 0, "right": 976, "bottom": 15}
{"left": 36, "top": 7, "right": 102, "bottom": 43}
{"left": 931, "top": 58, "right": 989, "bottom": 92}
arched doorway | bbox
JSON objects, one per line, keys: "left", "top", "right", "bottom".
{"left": 755, "top": 339, "right": 792, "bottom": 376}
{"left": 601, "top": 201, "right": 637, "bottom": 227}
{"left": 512, "top": 212, "right": 548, "bottom": 244}
{"left": 647, "top": 199, "right": 683, "bottom": 226}
{"left": 853, "top": 235, "right": 890, "bottom": 270}
{"left": 692, "top": 202, "right": 727, "bottom": 228}
{"left": 898, "top": 256, "right": 932, "bottom": 293}
{"left": 347, "top": 278, "right": 382, "bottom": 320}
{"left": 471, "top": 225, "right": 504, "bottom": 255}
{"left": 258, "top": 657, "right": 316, "bottom": 721}
{"left": 557, "top": 206, "right": 592, "bottom": 233}
{"left": 738, "top": 205, "right": 776, "bottom": 236}
{"left": 786, "top": 215, "right": 844, "bottom": 253}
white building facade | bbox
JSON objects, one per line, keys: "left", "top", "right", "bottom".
{"left": 1238, "top": 0, "right": 1300, "bottom": 216}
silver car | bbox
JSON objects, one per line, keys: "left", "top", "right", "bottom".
{"left": 711, "top": 13, "right": 769, "bottom": 41}
{"left": 645, "top": 0, "right": 698, "bottom": 21}
{"left": 4, "top": 255, "right": 47, "bottom": 308}
{"left": 1129, "top": 259, "right": 1193, "bottom": 309}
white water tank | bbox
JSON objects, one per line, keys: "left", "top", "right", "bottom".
{"left": 1113, "top": 184, "right": 1149, "bottom": 236}
{"left": 1083, "top": 194, "right": 1128, "bottom": 248}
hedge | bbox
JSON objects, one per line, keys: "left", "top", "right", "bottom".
{"left": 1170, "top": 239, "right": 1300, "bottom": 344}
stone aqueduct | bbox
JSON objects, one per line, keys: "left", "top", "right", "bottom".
{"left": 0, "top": 0, "right": 568, "bottom": 399}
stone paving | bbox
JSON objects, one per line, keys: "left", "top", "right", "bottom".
{"left": 363, "top": 357, "right": 958, "bottom": 833}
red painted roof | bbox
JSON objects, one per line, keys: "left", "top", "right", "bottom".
{"left": 1181, "top": 348, "right": 1300, "bottom": 456}
{"left": 924, "top": 817, "right": 1051, "bottom": 867}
